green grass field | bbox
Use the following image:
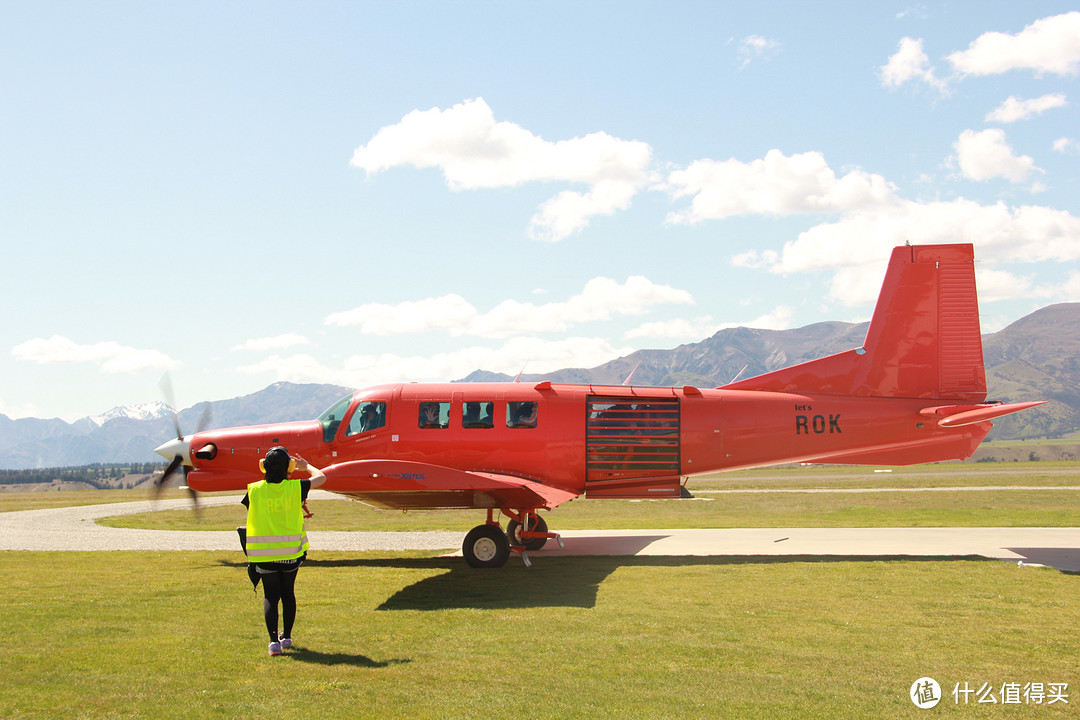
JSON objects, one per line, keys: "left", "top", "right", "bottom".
{"left": 3, "top": 462, "right": 1077, "bottom": 718}
{"left": 3, "top": 552, "right": 1076, "bottom": 719}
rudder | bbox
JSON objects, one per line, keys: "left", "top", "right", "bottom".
{"left": 722, "top": 243, "right": 986, "bottom": 401}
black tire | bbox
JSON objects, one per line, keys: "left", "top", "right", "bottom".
{"left": 462, "top": 524, "right": 510, "bottom": 568}
{"left": 506, "top": 514, "right": 548, "bottom": 551}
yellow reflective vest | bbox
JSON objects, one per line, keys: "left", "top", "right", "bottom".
{"left": 245, "top": 479, "right": 309, "bottom": 562}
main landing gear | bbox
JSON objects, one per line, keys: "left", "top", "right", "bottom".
{"left": 461, "top": 509, "right": 563, "bottom": 568}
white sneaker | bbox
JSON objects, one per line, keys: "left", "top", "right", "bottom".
{"left": 279, "top": 636, "right": 293, "bottom": 650}
{"left": 268, "top": 641, "right": 282, "bottom": 656}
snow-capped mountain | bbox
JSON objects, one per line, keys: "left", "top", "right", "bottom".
{"left": 87, "top": 401, "right": 175, "bottom": 427}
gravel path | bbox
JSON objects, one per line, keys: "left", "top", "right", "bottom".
{"left": 0, "top": 492, "right": 460, "bottom": 552}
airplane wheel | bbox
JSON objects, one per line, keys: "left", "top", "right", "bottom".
{"left": 462, "top": 525, "right": 510, "bottom": 568}
{"left": 506, "top": 515, "right": 548, "bottom": 551}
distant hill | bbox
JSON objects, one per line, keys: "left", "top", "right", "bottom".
{"left": 0, "top": 305, "right": 1073, "bottom": 470}
{"left": 980, "top": 303, "right": 1080, "bottom": 440}
{"left": 464, "top": 321, "right": 869, "bottom": 389}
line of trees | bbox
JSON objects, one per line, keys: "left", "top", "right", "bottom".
{"left": 0, "top": 462, "right": 164, "bottom": 489}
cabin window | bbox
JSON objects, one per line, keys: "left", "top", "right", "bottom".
{"left": 507, "top": 401, "right": 538, "bottom": 428}
{"left": 345, "top": 401, "right": 386, "bottom": 437}
{"left": 418, "top": 401, "right": 449, "bottom": 429}
{"left": 318, "top": 394, "right": 352, "bottom": 442}
{"left": 462, "top": 401, "right": 494, "bottom": 429}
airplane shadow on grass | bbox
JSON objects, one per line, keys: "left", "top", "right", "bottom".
{"left": 217, "top": 540, "right": 1078, "bottom": 613}
{"left": 301, "top": 553, "right": 1000, "bottom": 611}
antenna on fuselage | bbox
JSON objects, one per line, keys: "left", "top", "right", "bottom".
{"left": 514, "top": 359, "right": 531, "bottom": 383}
{"left": 729, "top": 364, "right": 749, "bottom": 384}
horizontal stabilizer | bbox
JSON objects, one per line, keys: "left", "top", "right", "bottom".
{"left": 920, "top": 401, "right": 1047, "bottom": 428}
{"left": 321, "top": 459, "right": 579, "bottom": 511}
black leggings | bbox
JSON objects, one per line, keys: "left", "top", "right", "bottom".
{"left": 261, "top": 568, "right": 298, "bottom": 642}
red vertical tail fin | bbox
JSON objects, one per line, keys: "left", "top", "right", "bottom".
{"left": 722, "top": 244, "right": 987, "bottom": 401}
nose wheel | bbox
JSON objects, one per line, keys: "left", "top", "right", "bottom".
{"left": 462, "top": 524, "right": 510, "bottom": 568}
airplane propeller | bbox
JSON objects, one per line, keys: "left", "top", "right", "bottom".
{"left": 151, "top": 374, "right": 211, "bottom": 515}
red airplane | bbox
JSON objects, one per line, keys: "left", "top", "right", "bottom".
{"left": 155, "top": 243, "right": 1042, "bottom": 567}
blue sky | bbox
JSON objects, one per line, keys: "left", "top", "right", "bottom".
{"left": 3, "top": 1, "right": 1079, "bottom": 422}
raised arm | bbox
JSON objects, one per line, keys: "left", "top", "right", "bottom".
{"left": 293, "top": 455, "right": 326, "bottom": 489}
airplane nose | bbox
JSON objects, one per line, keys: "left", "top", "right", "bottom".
{"left": 154, "top": 436, "right": 192, "bottom": 465}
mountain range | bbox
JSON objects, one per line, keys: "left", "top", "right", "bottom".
{"left": 1, "top": 303, "right": 1074, "bottom": 470}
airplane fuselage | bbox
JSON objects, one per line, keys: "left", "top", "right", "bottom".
{"left": 181, "top": 380, "right": 993, "bottom": 505}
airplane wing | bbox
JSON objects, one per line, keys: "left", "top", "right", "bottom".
{"left": 320, "top": 459, "right": 580, "bottom": 511}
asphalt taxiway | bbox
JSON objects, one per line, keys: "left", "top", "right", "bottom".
{"left": 1, "top": 490, "right": 1076, "bottom": 571}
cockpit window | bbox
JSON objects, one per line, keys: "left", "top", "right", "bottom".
{"left": 346, "top": 401, "right": 386, "bottom": 436}
{"left": 317, "top": 394, "right": 353, "bottom": 442}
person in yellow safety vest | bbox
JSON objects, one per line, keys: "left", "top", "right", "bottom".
{"left": 242, "top": 446, "right": 326, "bottom": 657}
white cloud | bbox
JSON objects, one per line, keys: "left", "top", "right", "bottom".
{"left": 528, "top": 180, "right": 639, "bottom": 242}
{"left": 880, "top": 37, "right": 947, "bottom": 91}
{"left": 325, "top": 276, "right": 693, "bottom": 337}
{"left": 953, "top": 128, "right": 1041, "bottom": 183}
{"left": 625, "top": 306, "right": 795, "bottom": 340}
{"left": 231, "top": 333, "right": 311, "bottom": 352}
{"left": 0, "top": 396, "right": 41, "bottom": 420}
{"left": 731, "top": 248, "right": 779, "bottom": 270}
{"left": 350, "top": 98, "right": 654, "bottom": 242}
{"left": 747, "top": 305, "right": 796, "bottom": 331}
{"left": 1060, "top": 270, "right": 1080, "bottom": 301}
{"left": 947, "top": 11, "right": 1080, "bottom": 77}
{"left": 624, "top": 317, "right": 719, "bottom": 340}
{"left": 238, "top": 336, "right": 635, "bottom": 388}
{"left": 985, "top": 93, "right": 1067, "bottom": 123}
{"left": 1053, "top": 137, "right": 1080, "bottom": 154}
{"left": 758, "top": 199, "right": 1080, "bottom": 305}
{"left": 12, "top": 336, "right": 179, "bottom": 374}
{"left": 895, "top": 5, "right": 928, "bottom": 21}
{"left": 325, "top": 294, "right": 478, "bottom": 335}
{"left": 236, "top": 353, "right": 331, "bottom": 384}
{"left": 737, "top": 35, "right": 781, "bottom": 69}
{"left": 663, "top": 149, "right": 896, "bottom": 224}
{"left": 973, "top": 267, "right": 1034, "bottom": 303}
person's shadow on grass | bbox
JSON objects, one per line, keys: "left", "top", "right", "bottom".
{"left": 287, "top": 647, "right": 410, "bottom": 668}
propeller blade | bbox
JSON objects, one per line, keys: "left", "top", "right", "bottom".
{"left": 159, "top": 372, "right": 182, "bottom": 440}
{"left": 151, "top": 454, "right": 184, "bottom": 500}
{"left": 194, "top": 403, "right": 213, "bottom": 434}
{"left": 184, "top": 472, "right": 202, "bottom": 520}
{"left": 154, "top": 373, "right": 208, "bottom": 518}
